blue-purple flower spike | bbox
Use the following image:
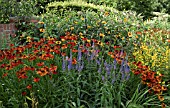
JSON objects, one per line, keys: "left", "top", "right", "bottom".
{"left": 113, "top": 58, "right": 117, "bottom": 70}
{"left": 98, "top": 67, "right": 101, "bottom": 73}
{"left": 102, "top": 76, "right": 105, "bottom": 81}
{"left": 78, "top": 47, "right": 82, "bottom": 61}
{"left": 119, "top": 59, "right": 124, "bottom": 72}
{"left": 62, "top": 56, "right": 66, "bottom": 71}
{"left": 68, "top": 51, "right": 72, "bottom": 71}
{"left": 125, "top": 65, "right": 130, "bottom": 73}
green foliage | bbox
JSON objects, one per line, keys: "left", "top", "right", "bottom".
{"left": 12, "top": 19, "right": 43, "bottom": 46}
{"left": 46, "top": 0, "right": 118, "bottom": 14}
{"left": 0, "top": 1, "right": 169, "bottom": 107}
{"left": 85, "top": 0, "right": 170, "bottom": 19}
{"left": 0, "top": 0, "right": 38, "bottom": 23}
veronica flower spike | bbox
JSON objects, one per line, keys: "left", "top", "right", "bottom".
{"left": 68, "top": 51, "right": 72, "bottom": 71}
{"left": 62, "top": 56, "right": 66, "bottom": 71}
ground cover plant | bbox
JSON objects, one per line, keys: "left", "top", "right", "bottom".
{"left": 0, "top": 1, "right": 170, "bottom": 108}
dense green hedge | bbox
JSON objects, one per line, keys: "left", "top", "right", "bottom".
{"left": 0, "top": 0, "right": 38, "bottom": 23}
{"left": 85, "top": 0, "right": 170, "bottom": 19}
{"left": 1, "top": 0, "right": 169, "bottom": 23}
{"left": 46, "top": 0, "right": 118, "bottom": 15}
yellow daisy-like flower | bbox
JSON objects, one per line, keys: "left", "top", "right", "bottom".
{"left": 26, "top": 36, "right": 31, "bottom": 42}
{"left": 39, "top": 28, "right": 45, "bottom": 32}
{"left": 48, "top": 36, "right": 51, "bottom": 40}
{"left": 70, "top": 27, "right": 74, "bottom": 31}
{"left": 99, "top": 33, "right": 105, "bottom": 38}
{"left": 128, "top": 32, "right": 132, "bottom": 37}
{"left": 61, "top": 39, "right": 65, "bottom": 42}
{"left": 102, "top": 21, "right": 107, "bottom": 24}
{"left": 104, "top": 11, "right": 109, "bottom": 16}
{"left": 38, "top": 22, "right": 44, "bottom": 24}
{"left": 79, "top": 32, "right": 83, "bottom": 36}
{"left": 158, "top": 95, "right": 164, "bottom": 101}
{"left": 55, "top": 41, "right": 61, "bottom": 44}
{"left": 87, "top": 39, "right": 91, "bottom": 43}
{"left": 71, "top": 34, "right": 75, "bottom": 36}
{"left": 99, "top": 42, "right": 104, "bottom": 47}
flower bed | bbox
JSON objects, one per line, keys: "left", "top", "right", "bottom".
{"left": 0, "top": 9, "right": 169, "bottom": 108}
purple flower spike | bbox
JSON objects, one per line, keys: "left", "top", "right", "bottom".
{"left": 120, "top": 49, "right": 124, "bottom": 57}
{"left": 113, "top": 58, "right": 117, "bottom": 70}
{"left": 78, "top": 62, "right": 84, "bottom": 72}
{"left": 126, "top": 74, "right": 130, "bottom": 80}
{"left": 68, "top": 60, "right": 72, "bottom": 71}
{"left": 62, "top": 56, "right": 66, "bottom": 71}
{"left": 105, "top": 64, "right": 111, "bottom": 76}
{"left": 104, "top": 61, "right": 107, "bottom": 67}
{"left": 112, "top": 79, "right": 115, "bottom": 84}
{"left": 96, "top": 59, "right": 100, "bottom": 65}
{"left": 102, "top": 76, "right": 105, "bottom": 81}
{"left": 119, "top": 59, "right": 124, "bottom": 72}
{"left": 78, "top": 47, "right": 82, "bottom": 61}
{"left": 98, "top": 67, "right": 101, "bottom": 73}
{"left": 125, "top": 65, "right": 130, "bottom": 73}
{"left": 68, "top": 51, "right": 72, "bottom": 71}
{"left": 121, "top": 72, "right": 125, "bottom": 81}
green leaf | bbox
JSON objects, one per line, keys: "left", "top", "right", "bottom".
{"left": 127, "top": 103, "right": 144, "bottom": 108}
{"left": 26, "top": 96, "right": 32, "bottom": 101}
{"left": 164, "top": 96, "right": 170, "bottom": 100}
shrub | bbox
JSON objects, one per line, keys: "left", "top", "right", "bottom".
{"left": 0, "top": 0, "right": 38, "bottom": 23}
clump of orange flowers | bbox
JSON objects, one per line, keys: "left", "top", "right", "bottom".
{"left": 132, "top": 61, "right": 167, "bottom": 107}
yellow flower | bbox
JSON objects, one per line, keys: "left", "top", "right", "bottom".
{"left": 20, "top": 35, "right": 24, "bottom": 38}
{"left": 128, "top": 32, "right": 132, "bottom": 37}
{"left": 104, "top": 11, "right": 109, "bottom": 16}
{"left": 102, "top": 21, "right": 107, "bottom": 24}
{"left": 99, "top": 33, "right": 105, "bottom": 38}
{"left": 81, "top": 36, "right": 84, "bottom": 39}
{"left": 48, "top": 36, "right": 51, "bottom": 40}
{"left": 158, "top": 95, "right": 164, "bottom": 101}
{"left": 79, "top": 32, "right": 83, "bottom": 36}
{"left": 97, "top": 41, "right": 104, "bottom": 47}
{"left": 61, "top": 39, "right": 65, "bottom": 42}
{"left": 55, "top": 41, "right": 61, "bottom": 44}
{"left": 74, "top": 41, "right": 77, "bottom": 44}
{"left": 70, "top": 27, "right": 74, "bottom": 31}
{"left": 87, "top": 39, "right": 91, "bottom": 43}
{"left": 74, "top": 21, "right": 78, "bottom": 24}
{"left": 81, "top": 17, "right": 85, "bottom": 20}
{"left": 38, "top": 22, "right": 44, "bottom": 24}
{"left": 104, "top": 27, "right": 108, "bottom": 30}
{"left": 87, "top": 26, "right": 92, "bottom": 29}
{"left": 26, "top": 36, "right": 31, "bottom": 42}
{"left": 108, "top": 31, "right": 110, "bottom": 34}
{"left": 124, "top": 18, "right": 128, "bottom": 22}
{"left": 133, "top": 43, "right": 137, "bottom": 46}
{"left": 39, "top": 28, "right": 45, "bottom": 32}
